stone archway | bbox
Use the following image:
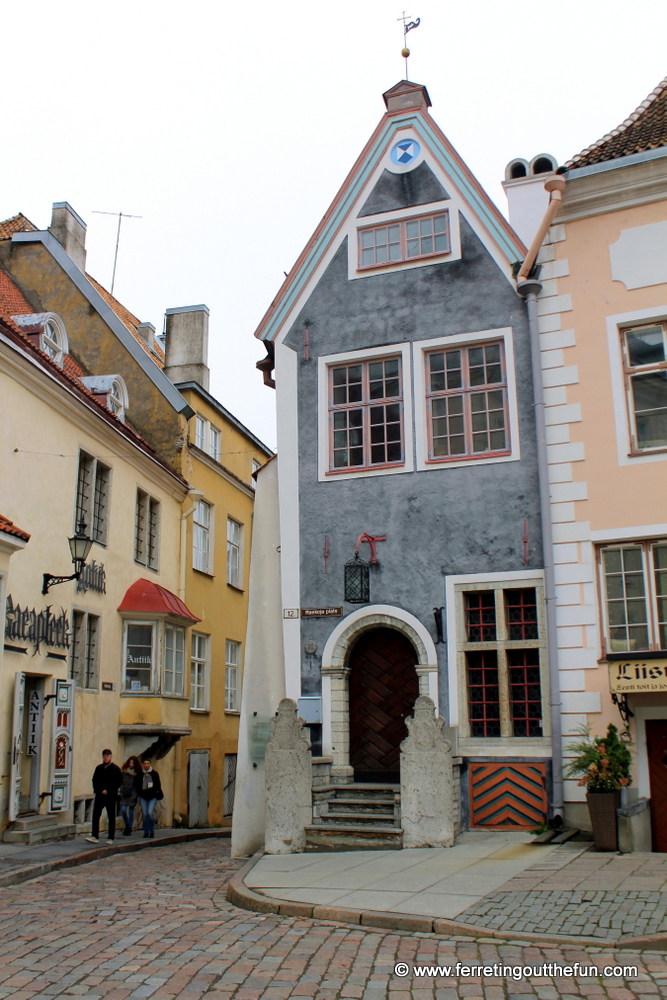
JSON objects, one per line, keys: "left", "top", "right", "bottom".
{"left": 320, "top": 606, "right": 439, "bottom": 780}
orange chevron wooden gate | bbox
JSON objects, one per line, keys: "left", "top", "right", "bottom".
{"left": 469, "top": 762, "right": 548, "bottom": 829}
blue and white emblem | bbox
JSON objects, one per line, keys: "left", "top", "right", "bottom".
{"left": 390, "top": 138, "right": 420, "bottom": 167}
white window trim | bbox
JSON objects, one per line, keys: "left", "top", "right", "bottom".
{"left": 317, "top": 341, "right": 414, "bottom": 482}
{"left": 606, "top": 306, "right": 667, "bottom": 466}
{"left": 190, "top": 632, "right": 210, "bottom": 712}
{"left": 227, "top": 517, "right": 243, "bottom": 588}
{"left": 194, "top": 414, "right": 207, "bottom": 452}
{"left": 597, "top": 538, "right": 667, "bottom": 655}
{"left": 445, "top": 569, "right": 547, "bottom": 737}
{"left": 122, "top": 620, "right": 157, "bottom": 695}
{"left": 209, "top": 424, "right": 221, "bottom": 462}
{"left": 225, "top": 639, "right": 242, "bottom": 712}
{"left": 193, "top": 499, "right": 214, "bottom": 575}
{"left": 349, "top": 202, "right": 461, "bottom": 279}
{"left": 413, "top": 327, "right": 521, "bottom": 471}
{"left": 163, "top": 624, "right": 186, "bottom": 698}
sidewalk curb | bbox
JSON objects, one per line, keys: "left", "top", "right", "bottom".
{"left": 0, "top": 829, "right": 230, "bottom": 890}
{"left": 226, "top": 853, "right": 667, "bottom": 951}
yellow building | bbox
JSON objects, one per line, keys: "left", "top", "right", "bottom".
{"left": 160, "top": 305, "right": 273, "bottom": 827}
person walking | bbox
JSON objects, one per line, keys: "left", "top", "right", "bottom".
{"left": 119, "top": 756, "right": 141, "bottom": 836}
{"left": 86, "top": 749, "right": 122, "bottom": 844}
{"left": 138, "top": 758, "right": 163, "bottom": 839}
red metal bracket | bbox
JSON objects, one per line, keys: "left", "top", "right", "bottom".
{"left": 355, "top": 533, "right": 386, "bottom": 565}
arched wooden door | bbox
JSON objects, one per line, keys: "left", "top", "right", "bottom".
{"left": 349, "top": 627, "right": 419, "bottom": 783}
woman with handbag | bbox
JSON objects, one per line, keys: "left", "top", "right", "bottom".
{"left": 138, "top": 758, "right": 163, "bottom": 839}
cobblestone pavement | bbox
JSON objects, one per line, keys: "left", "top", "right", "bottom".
{"left": 457, "top": 850, "right": 667, "bottom": 939}
{"left": 0, "top": 840, "right": 664, "bottom": 1000}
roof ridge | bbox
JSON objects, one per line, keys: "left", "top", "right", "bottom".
{"left": 566, "top": 76, "right": 667, "bottom": 168}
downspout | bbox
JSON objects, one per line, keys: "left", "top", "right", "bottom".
{"left": 516, "top": 174, "right": 566, "bottom": 824}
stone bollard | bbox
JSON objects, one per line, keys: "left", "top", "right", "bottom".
{"left": 400, "top": 695, "right": 454, "bottom": 848}
{"left": 264, "top": 698, "right": 312, "bottom": 853}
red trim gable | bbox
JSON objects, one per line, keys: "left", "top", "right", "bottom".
{"left": 118, "top": 578, "right": 201, "bottom": 623}
{"left": 0, "top": 514, "right": 30, "bottom": 543}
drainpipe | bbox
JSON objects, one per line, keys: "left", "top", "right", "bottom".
{"left": 516, "top": 175, "right": 567, "bottom": 824}
{"left": 179, "top": 489, "right": 204, "bottom": 599}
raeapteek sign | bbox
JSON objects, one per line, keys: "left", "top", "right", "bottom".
{"left": 608, "top": 658, "right": 667, "bottom": 694}
{"left": 4, "top": 595, "right": 70, "bottom": 655}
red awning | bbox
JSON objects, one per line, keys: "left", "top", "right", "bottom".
{"left": 118, "top": 579, "right": 201, "bottom": 623}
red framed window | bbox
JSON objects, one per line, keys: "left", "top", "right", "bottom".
{"left": 465, "top": 591, "right": 496, "bottom": 642}
{"left": 329, "top": 357, "right": 404, "bottom": 472}
{"left": 505, "top": 588, "right": 539, "bottom": 640}
{"left": 358, "top": 212, "right": 450, "bottom": 269}
{"left": 426, "top": 341, "right": 509, "bottom": 461}
{"left": 466, "top": 651, "right": 501, "bottom": 737}
{"left": 508, "top": 649, "right": 543, "bottom": 737}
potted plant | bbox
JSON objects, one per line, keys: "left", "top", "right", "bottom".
{"left": 563, "top": 723, "right": 632, "bottom": 851}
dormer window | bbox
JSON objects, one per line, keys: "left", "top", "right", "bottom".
{"left": 80, "top": 374, "right": 130, "bottom": 422}
{"left": 11, "top": 312, "right": 69, "bottom": 368}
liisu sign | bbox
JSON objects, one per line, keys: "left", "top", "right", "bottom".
{"left": 608, "top": 658, "right": 667, "bottom": 693}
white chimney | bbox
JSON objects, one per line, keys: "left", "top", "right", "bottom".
{"left": 163, "top": 305, "right": 210, "bottom": 391}
{"left": 136, "top": 322, "right": 156, "bottom": 350}
{"left": 502, "top": 155, "right": 559, "bottom": 249}
{"left": 49, "top": 202, "right": 87, "bottom": 271}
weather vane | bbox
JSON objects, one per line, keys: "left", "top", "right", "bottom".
{"left": 397, "top": 11, "right": 420, "bottom": 80}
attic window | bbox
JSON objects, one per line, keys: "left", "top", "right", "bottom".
{"left": 11, "top": 312, "right": 69, "bottom": 368}
{"left": 358, "top": 212, "right": 450, "bottom": 270}
{"left": 79, "top": 374, "right": 129, "bottom": 422}
{"left": 108, "top": 379, "right": 127, "bottom": 419}
{"left": 42, "top": 320, "right": 64, "bottom": 363}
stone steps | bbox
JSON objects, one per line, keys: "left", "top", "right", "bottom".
{"left": 3, "top": 821, "right": 78, "bottom": 845}
{"left": 305, "top": 823, "right": 403, "bottom": 851}
{"left": 326, "top": 809, "right": 395, "bottom": 826}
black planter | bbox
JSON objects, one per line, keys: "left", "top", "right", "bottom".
{"left": 586, "top": 791, "right": 621, "bottom": 851}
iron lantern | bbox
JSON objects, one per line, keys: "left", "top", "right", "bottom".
{"left": 344, "top": 553, "right": 370, "bottom": 604}
{"left": 43, "top": 521, "right": 94, "bottom": 594}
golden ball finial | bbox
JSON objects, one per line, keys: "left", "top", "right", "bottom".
{"left": 401, "top": 47, "right": 410, "bottom": 58}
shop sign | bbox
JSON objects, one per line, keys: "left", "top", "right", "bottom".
{"left": 609, "top": 658, "right": 667, "bottom": 693}
{"left": 26, "top": 689, "right": 42, "bottom": 757}
{"left": 4, "top": 595, "right": 70, "bottom": 655}
{"left": 76, "top": 561, "right": 106, "bottom": 595}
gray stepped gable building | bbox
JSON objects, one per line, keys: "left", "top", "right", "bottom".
{"left": 233, "top": 80, "right": 556, "bottom": 854}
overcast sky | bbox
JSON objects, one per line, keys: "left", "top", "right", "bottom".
{"left": 3, "top": 0, "right": 666, "bottom": 449}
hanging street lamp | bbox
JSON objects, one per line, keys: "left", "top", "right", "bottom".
{"left": 42, "top": 521, "right": 94, "bottom": 595}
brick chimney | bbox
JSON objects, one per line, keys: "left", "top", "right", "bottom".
{"left": 163, "top": 305, "right": 210, "bottom": 391}
{"left": 49, "top": 202, "right": 87, "bottom": 271}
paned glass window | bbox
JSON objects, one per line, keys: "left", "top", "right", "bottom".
{"left": 426, "top": 342, "right": 508, "bottom": 460}
{"left": 42, "top": 320, "right": 64, "bottom": 365}
{"left": 134, "top": 489, "right": 160, "bottom": 570}
{"left": 329, "top": 357, "right": 403, "bottom": 471}
{"left": 190, "top": 633, "right": 208, "bottom": 711}
{"left": 225, "top": 639, "right": 240, "bottom": 711}
{"left": 358, "top": 212, "right": 450, "bottom": 269}
{"left": 164, "top": 625, "right": 185, "bottom": 696}
{"left": 124, "top": 622, "right": 154, "bottom": 692}
{"left": 251, "top": 459, "right": 261, "bottom": 490}
{"left": 601, "top": 541, "right": 667, "bottom": 652}
{"left": 458, "top": 582, "right": 547, "bottom": 740}
{"left": 71, "top": 610, "right": 100, "bottom": 689}
{"left": 209, "top": 425, "right": 221, "bottom": 462}
{"left": 622, "top": 324, "right": 667, "bottom": 450}
{"left": 227, "top": 518, "right": 241, "bottom": 587}
{"left": 193, "top": 500, "right": 211, "bottom": 573}
{"left": 75, "top": 451, "right": 110, "bottom": 545}
{"left": 195, "top": 414, "right": 206, "bottom": 450}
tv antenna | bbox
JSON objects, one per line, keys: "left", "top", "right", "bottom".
{"left": 397, "top": 12, "right": 421, "bottom": 79}
{"left": 91, "top": 210, "right": 142, "bottom": 295}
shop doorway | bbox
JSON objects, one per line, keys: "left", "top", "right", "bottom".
{"left": 10, "top": 673, "right": 47, "bottom": 819}
{"left": 349, "top": 627, "right": 419, "bottom": 783}
{"left": 646, "top": 720, "right": 667, "bottom": 852}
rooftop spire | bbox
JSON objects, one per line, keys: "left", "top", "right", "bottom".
{"left": 397, "top": 11, "right": 420, "bottom": 80}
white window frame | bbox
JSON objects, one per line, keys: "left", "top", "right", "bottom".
{"left": 75, "top": 450, "right": 111, "bottom": 546}
{"left": 190, "top": 632, "right": 209, "bottom": 712}
{"left": 193, "top": 499, "right": 213, "bottom": 574}
{"left": 227, "top": 518, "right": 242, "bottom": 588}
{"left": 70, "top": 609, "right": 100, "bottom": 690}
{"left": 317, "top": 342, "right": 413, "bottom": 482}
{"left": 209, "top": 425, "right": 221, "bottom": 462}
{"left": 607, "top": 306, "right": 667, "bottom": 466}
{"left": 225, "top": 639, "right": 241, "bottom": 712}
{"left": 107, "top": 378, "right": 129, "bottom": 422}
{"left": 414, "top": 328, "right": 521, "bottom": 471}
{"left": 122, "top": 620, "right": 156, "bottom": 694}
{"left": 134, "top": 488, "right": 160, "bottom": 571}
{"left": 195, "top": 414, "right": 207, "bottom": 451}
{"left": 251, "top": 459, "right": 261, "bottom": 489}
{"left": 598, "top": 539, "right": 667, "bottom": 654}
{"left": 445, "top": 570, "right": 550, "bottom": 756}
{"left": 163, "top": 624, "right": 185, "bottom": 697}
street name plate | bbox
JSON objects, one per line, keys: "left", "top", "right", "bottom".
{"left": 301, "top": 607, "right": 343, "bottom": 618}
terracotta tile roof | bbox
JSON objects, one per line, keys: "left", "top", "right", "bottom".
{"left": 87, "top": 273, "right": 165, "bottom": 367}
{"left": 0, "top": 514, "right": 30, "bottom": 543}
{"left": 0, "top": 267, "right": 34, "bottom": 315}
{"left": 567, "top": 77, "right": 667, "bottom": 168}
{"left": 0, "top": 213, "right": 37, "bottom": 240}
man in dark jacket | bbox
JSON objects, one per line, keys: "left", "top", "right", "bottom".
{"left": 86, "top": 749, "right": 122, "bottom": 844}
